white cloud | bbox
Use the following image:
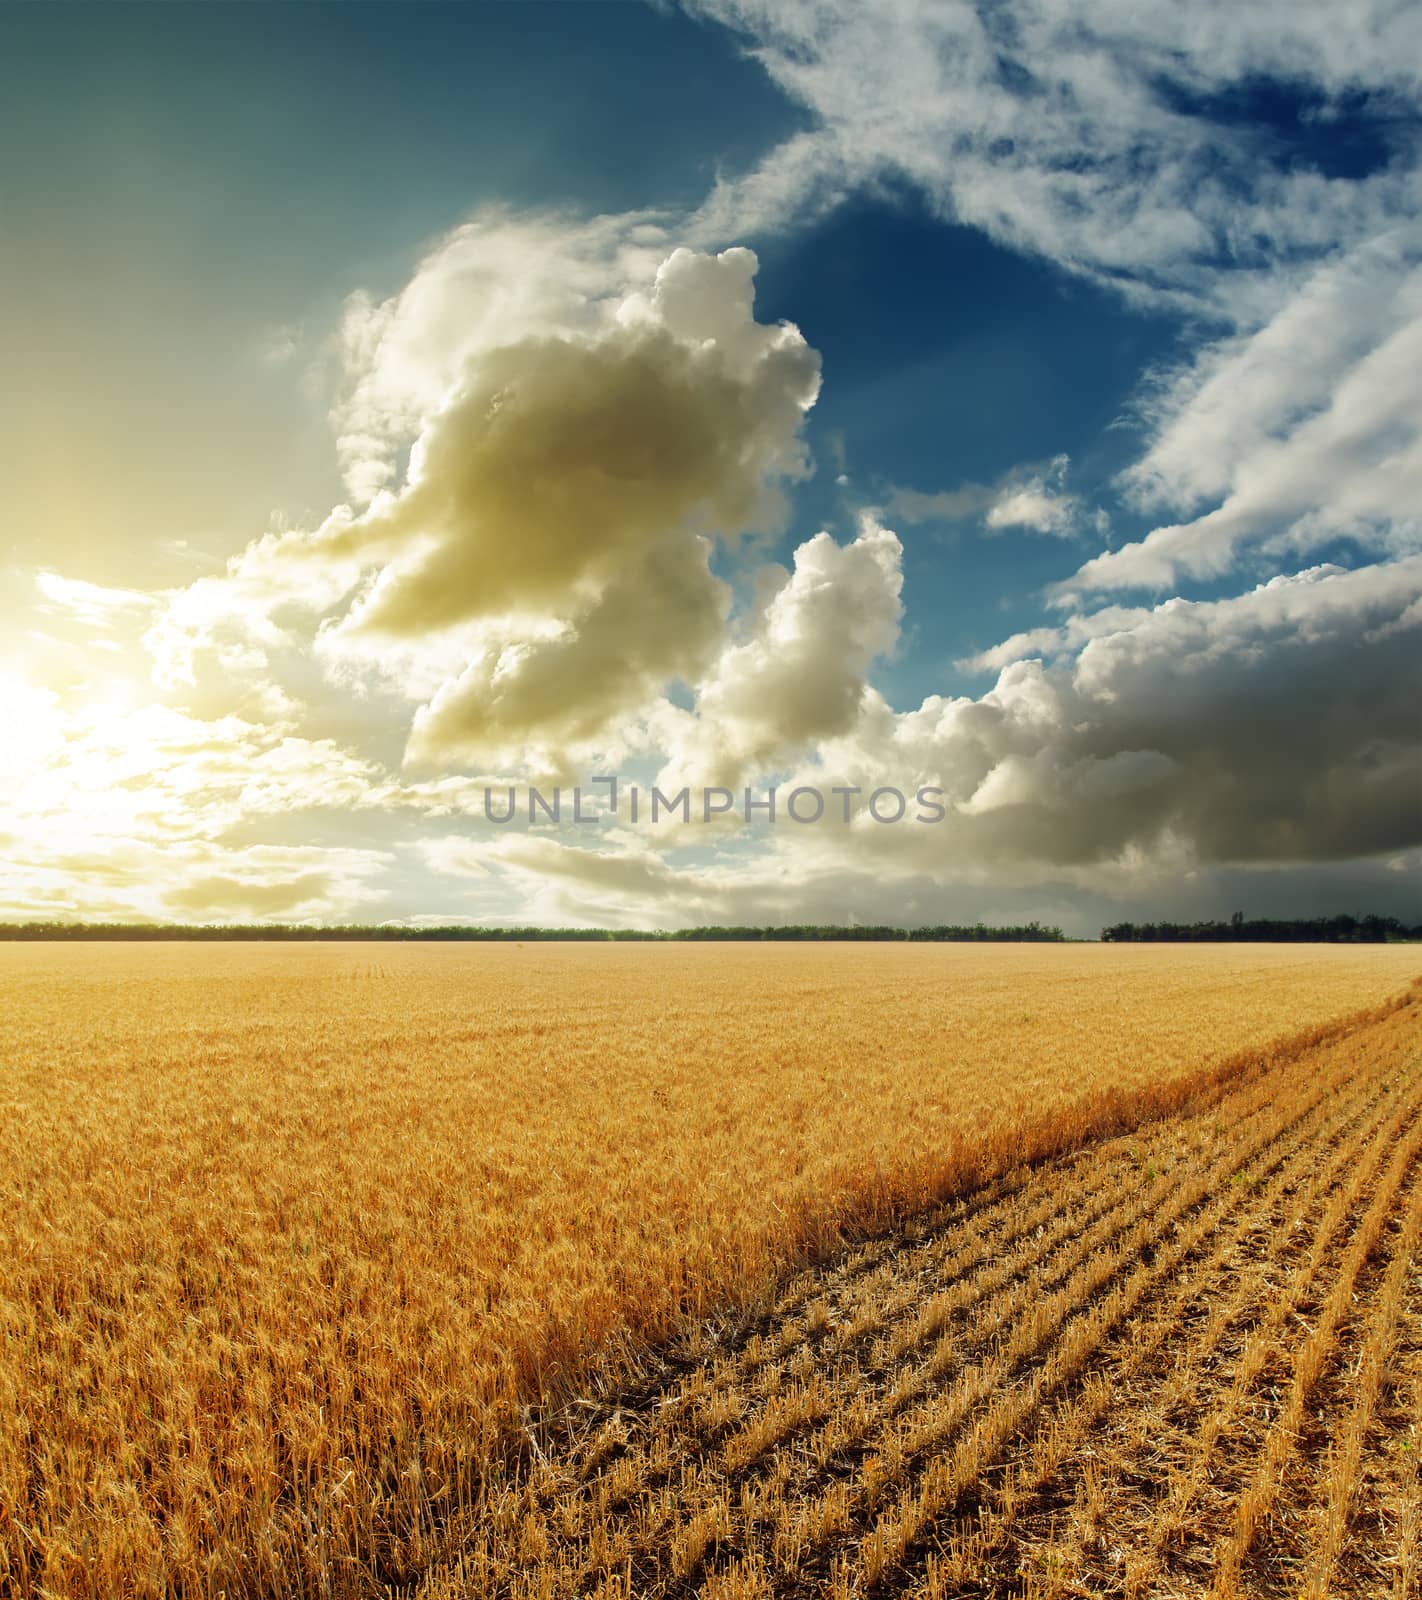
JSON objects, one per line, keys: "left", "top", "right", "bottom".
{"left": 956, "top": 604, "right": 1154, "bottom": 674}
{"left": 890, "top": 455, "right": 1080, "bottom": 537}
{"left": 985, "top": 491, "right": 1071, "bottom": 536}
{"left": 3, "top": 691, "right": 380, "bottom": 851}
{"left": 687, "top": 0, "right": 1421, "bottom": 314}
{"left": 984, "top": 467, "right": 1078, "bottom": 537}
{"left": 835, "top": 557, "right": 1422, "bottom": 870}
{"left": 688, "top": 1, "right": 1422, "bottom": 605}
{"left": 1061, "top": 231, "right": 1422, "bottom": 596}
{"left": 416, "top": 555, "right": 1422, "bottom": 927}
{"left": 34, "top": 572, "right": 158, "bottom": 630}
{"left": 660, "top": 514, "right": 904, "bottom": 785}
{"left": 0, "top": 665, "right": 402, "bottom": 923}
{"left": 148, "top": 227, "right": 823, "bottom": 774}
{"left": 0, "top": 839, "right": 390, "bottom": 925}
{"left": 331, "top": 210, "right": 673, "bottom": 506}
{"left": 259, "top": 324, "right": 302, "bottom": 368}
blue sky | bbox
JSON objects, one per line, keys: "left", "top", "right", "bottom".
{"left": 2, "top": 0, "right": 1419, "bottom": 932}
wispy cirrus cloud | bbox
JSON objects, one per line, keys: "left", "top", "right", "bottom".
{"left": 689, "top": 0, "right": 1422, "bottom": 605}
{"left": 685, "top": 0, "right": 1422, "bottom": 314}
{"left": 1057, "top": 232, "right": 1422, "bottom": 599}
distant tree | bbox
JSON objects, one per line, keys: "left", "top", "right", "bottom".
{"left": 1098, "top": 914, "right": 1419, "bottom": 944}
{"left": 0, "top": 920, "right": 1069, "bottom": 943}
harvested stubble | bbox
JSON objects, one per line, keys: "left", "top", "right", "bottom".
{"left": 420, "top": 980, "right": 1422, "bottom": 1599}
{"left": 0, "top": 942, "right": 1418, "bottom": 1598}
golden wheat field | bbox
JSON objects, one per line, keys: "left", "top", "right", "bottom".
{"left": 1, "top": 943, "right": 1419, "bottom": 1600}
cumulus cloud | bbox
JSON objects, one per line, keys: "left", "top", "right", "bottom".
{"left": 420, "top": 553, "right": 1421, "bottom": 925}
{"left": 660, "top": 514, "right": 903, "bottom": 784}
{"left": 798, "top": 557, "right": 1422, "bottom": 874}
{"left": 332, "top": 211, "right": 671, "bottom": 506}
{"left": 956, "top": 605, "right": 1155, "bottom": 676}
{"left": 331, "top": 253, "right": 815, "bottom": 639}
{"left": 1061, "top": 561, "right": 1422, "bottom": 864}
{"left": 348, "top": 245, "right": 811, "bottom": 604}
{"left": 403, "top": 531, "right": 727, "bottom": 768}
{"left": 153, "top": 228, "right": 822, "bottom": 772}
{"left": 140, "top": 503, "right": 370, "bottom": 724}
{"left": 985, "top": 489, "right": 1075, "bottom": 538}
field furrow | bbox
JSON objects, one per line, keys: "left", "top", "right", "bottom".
{"left": 408, "top": 973, "right": 1422, "bottom": 1600}
{"left": 1296, "top": 1134, "right": 1422, "bottom": 1599}
{"left": 913, "top": 1018, "right": 1408, "bottom": 1598}
{"left": 488, "top": 1035, "right": 1359, "bottom": 1593}
{"left": 1209, "top": 1123, "right": 1422, "bottom": 1597}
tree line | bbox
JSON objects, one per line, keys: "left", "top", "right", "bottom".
{"left": 1100, "top": 913, "right": 1421, "bottom": 943}
{"left": 0, "top": 920, "right": 1066, "bottom": 943}
{"left": 5, "top": 916, "right": 1414, "bottom": 943}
